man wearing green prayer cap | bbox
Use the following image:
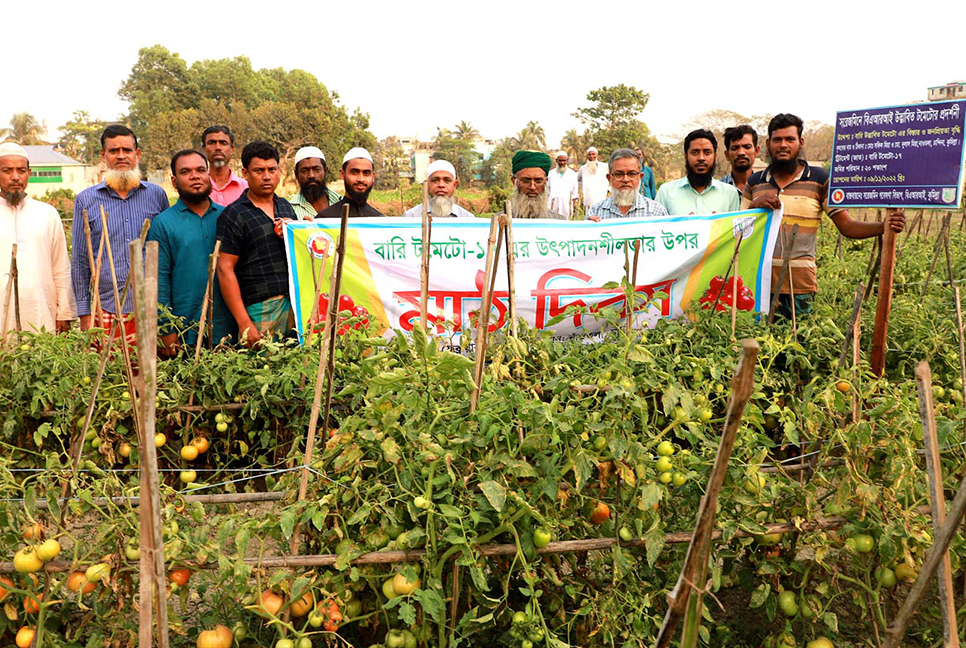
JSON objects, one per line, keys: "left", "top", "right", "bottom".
{"left": 509, "top": 151, "right": 565, "bottom": 219}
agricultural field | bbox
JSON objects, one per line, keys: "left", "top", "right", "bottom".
{"left": 1, "top": 212, "right": 966, "bottom": 648}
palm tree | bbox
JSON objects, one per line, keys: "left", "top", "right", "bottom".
{"left": 561, "top": 128, "right": 586, "bottom": 161}
{"left": 511, "top": 121, "right": 546, "bottom": 150}
{"left": 0, "top": 113, "right": 47, "bottom": 145}
{"left": 453, "top": 120, "right": 479, "bottom": 143}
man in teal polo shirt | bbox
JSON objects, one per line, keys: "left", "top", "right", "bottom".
{"left": 147, "top": 149, "right": 236, "bottom": 356}
{"left": 655, "top": 129, "right": 740, "bottom": 215}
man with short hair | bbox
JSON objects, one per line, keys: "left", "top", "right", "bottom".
{"left": 634, "top": 146, "right": 657, "bottom": 199}
{"left": 316, "top": 148, "right": 385, "bottom": 218}
{"left": 721, "top": 125, "right": 760, "bottom": 195}
{"left": 290, "top": 146, "right": 341, "bottom": 219}
{"left": 201, "top": 125, "right": 247, "bottom": 206}
{"left": 577, "top": 147, "right": 609, "bottom": 212}
{"left": 0, "top": 142, "right": 75, "bottom": 334}
{"left": 655, "top": 129, "right": 740, "bottom": 215}
{"left": 71, "top": 124, "right": 169, "bottom": 335}
{"left": 217, "top": 141, "right": 298, "bottom": 347}
{"left": 147, "top": 150, "right": 235, "bottom": 357}
{"left": 546, "top": 151, "right": 579, "bottom": 218}
{"left": 402, "top": 160, "right": 475, "bottom": 219}
{"left": 743, "top": 113, "right": 905, "bottom": 318}
{"left": 510, "top": 151, "right": 565, "bottom": 219}
{"left": 586, "top": 148, "right": 667, "bottom": 221}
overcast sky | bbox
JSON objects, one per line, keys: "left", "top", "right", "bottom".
{"left": 3, "top": 0, "right": 964, "bottom": 148}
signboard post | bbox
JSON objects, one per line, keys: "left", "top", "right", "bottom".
{"left": 829, "top": 100, "right": 966, "bottom": 209}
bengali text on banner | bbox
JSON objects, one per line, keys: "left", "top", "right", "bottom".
{"left": 283, "top": 208, "right": 783, "bottom": 347}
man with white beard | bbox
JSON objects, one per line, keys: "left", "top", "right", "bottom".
{"left": 546, "top": 150, "right": 579, "bottom": 218}
{"left": 71, "top": 125, "right": 169, "bottom": 334}
{"left": 577, "top": 147, "right": 609, "bottom": 211}
{"left": 0, "top": 142, "right": 75, "bottom": 334}
{"left": 509, "top": 151, "right": 565, "bottom": 219}
{"left": 586, "top": 148, "right": 667, "bottom": 221}
{"left": 402, "top": 160, "right": 475, "bottom": 219}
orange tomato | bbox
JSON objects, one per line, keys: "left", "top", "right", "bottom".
{"left": 168, "top": 568, "right": 192, "bottom": 587}
{"left": 67, "top": 570, "right": 97, "bottom": 594}
{"left": 259, "top": 589, "right": 284, "bottom": 616}
{"left": 24, "top": 593, "right": 42, "bottom": 614}
{"left": 196, "top": 625, "right": 233, "bottom": 648}
{"left": 191, "top": 437, "right": 210, "bottom": 454}
{"left": 16, "top": 627, "right": 35, "bottom": 648}
{"left": 22, "top": 523, "right": 43, "bottom": 540}
{"left": 590, "top": 501, "right": 611, "bottom": 525}
{"left": 290, "top": 591, "right": 314, "bottom": 617}
{"left": 0, "top": 576, "right": 13, "bottom": 602}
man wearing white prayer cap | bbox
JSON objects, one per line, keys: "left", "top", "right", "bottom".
{"left": 402, "top": 159, "right": 475, "bottom": 219}
{"left": 290, "top": 146, "right": 342, "bottom": 219}
{"left": 546, "top": 150, "right": 579, "bottom": 218}
{"left": 0, "top": 142, "right": 76, "bottom": 334}
{"left": 577, "top": 146, "right": 609, "bottom": 212}
{"left": 316, "top": 147, "right": 384, "bottom": 218}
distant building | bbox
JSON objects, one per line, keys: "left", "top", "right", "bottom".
{"left": 21, "top": 146, "right": 100, "bottom": 198}
{"left": 927, "top": 81, "right": 966, "bottom": 102}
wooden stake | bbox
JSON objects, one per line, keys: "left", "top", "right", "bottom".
{"left": 655, "top": 339, "right": 760, "bottom": 648}
{"left": 504, "top": 202, "right": 518, "bottom": 338}
{"left": 81, "top": 209, "right": 103, "bottom": 325}
{"left": 320, "top": 205, "right": 351, "bottom": 439}
{"left": 130, "top": 240, "right": 168, "bottom": 648}
{"left": 852, "top": 309, "right": 861, "bottom": 423}
{"left": 914, "top": 362, "right": 961, "bottom": 647}
{"left": 943, "top": 214, "right": 955, "bottom": 288}
{"left": 955, "top": 288, "right": 966, "bottom": 415}
{"left": 1, "top": 243, "right": 17, "bottom": 342}
{"left": 193, "top": 241, "right": 222, "bottom": 361}
{"left": 919, "top": 214, "right": 950, "bottom": 301}
{"left": 767, "top": 224, "right": 799, "bottom": 323}
{"left": 470, "top": 212, "right": 501, "bottom": 413}
{"left": 91, "top": 214, "right": 106, "bottom": 327}
{"left": 870, "top": 223, "right": 897, "bottom": 377}
{"left": 730, "top": 243, "right": 740, "bottom": 339}
{"left": 710, "top": 232, "right": 744, "bottom": 315}
{"left": 420, "top": 181, "right": 432, "bottom": 332}
{"left": 835, "top": 232, "right": 843, "bottom": 261}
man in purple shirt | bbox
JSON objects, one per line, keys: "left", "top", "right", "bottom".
{"left": 202, "top": 125, "right": 248, "bottom": 206}
{"left": 71, "top": 124, "right": 169, "bottom": 333}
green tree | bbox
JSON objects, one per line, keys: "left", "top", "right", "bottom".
{"left": 433, "top": 127, "right": 480, "bottom": 187}
{"left": 511, "top": 121, "right": 546, "bottom": 150}
{"left": 0, "top": 112, "right": 47, "bottom": 145}
{"left": 481, "top": 137, "right": 515, "bottom": 188}
{"left": 118, "top": 45, "right": 197, "bottom": 134}
{"left": 374, "top": 136, "right": 407, "bottom": 190}
{"left": 561, "top": 128, "right": 589, "bottom": 163}
{"left": 454, "top": 120, "right": 480, "bottom": 142}
{"left": 57, "top": 111, "right": 106, "bottom": 164}
{"left": 572, "top": 84, "right": 656, "bottom": 155}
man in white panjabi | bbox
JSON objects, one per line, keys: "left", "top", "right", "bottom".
{"left": 0, "top": 142, "right": 75, "bottom": 334}
{"left": 402, "top": 160, "right": 475, "bottom": 219}
{"left": 546, "top": 150, "right": 579, "bottom": 218}
{"left": 577, "top": 146, "right": 609, "bottom": 211}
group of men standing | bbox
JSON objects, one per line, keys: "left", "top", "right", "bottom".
{"left": 0, "top": 111, "right": 906, "bottom": 347}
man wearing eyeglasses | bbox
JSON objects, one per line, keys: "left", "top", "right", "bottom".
{"left": 509, "top": 151, "right": 565, "bottom": 219}
{"left": 586, "top": 148, "right": 667, "bottom": 221}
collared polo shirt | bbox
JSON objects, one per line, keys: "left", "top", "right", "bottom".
{"left": 637, "top": 165, "right": 657, "bottom": 200}
{"left": 655, "top": 176, "right": 740, "bottom": 216}
{"left": 586, "top": 193, "right": 668, "bottom": 220}
{"left": 316, "top": 197, "right": 385, "bottom": 219}
{"left": 401, "top": 202, "right": 476, "bottom": 218}
{"left": 216, "top": 192, "right": 296, "bottom": 307}
{"left": 71, "top": 181, "right": 170, "bottom": 315}
{"left": 289, "top": 188, "right": 343, "bottom": 220}
{"left": 147, "top": 199, "right": 235, "bottom": 345}
{"left": 741, "top": 161, "right": 843, "bottom": 295}
{"left": 209, "top": 170, "right": 248, "bottom": 207}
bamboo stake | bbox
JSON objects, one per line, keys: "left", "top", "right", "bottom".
{"left": 11, "top": 251, "right": 19, "bottom": 331}
{"left": 320, "top": 205, "right": 351, "bottom": 440}
{"left": 767, "top": 225, "right": 799, "bottom": 323}
{"left": 955, "top": 287, "right": 966, "bottom": 416}
{"left": 297, "top": 250, "right": 332, "bottom": 393}
{"left": 470, "top": 212, "right": 501, "bottom": 413}
{"left": 99, "top": 206, "right": 142, "bottom": 439}
{"left": 420, "top": 181, "right": 431, "bottom": 332}
{"left": 504, "top": 202, "right": 518, "bottom": 338}
{"left": 1, "top": 243, "right": 16, "bottom": 342}
{"left": 838, "top": 288, "right": 866, "bottom": 369}
{"left": 655, "top": 339, "right": 760, "bottom": 648}
{"left": 870, "top": 223, "right": 898, "bottom": 377}
{"left": 943, "top": 215, "right": 955, "bottom": 288}
{"left": 130, "top": 240, "right": 168, "bottom": 648}
{"left": 730, "top": 243, "right": 740, "bottom": 339}
{"left": 915, "top": 362, "right": 961, "bottom": 647}
{"left": 91, "top": 217, "right": 105, "bottom": 327}
{"left": 290, "top": 246, "right": 340, "bottom": 555}
{"left": 81, "top": 209, "right": 102, "bottom": 326}
{"left": 852, "top": 309, "right": 861, "bottom": 423}
{"left": 884, "top": 425, "right": 966, "bottom": 647}
{"left": 835, "top": 232, "right": 843, "bottom": 261}
{"left": 193, "top": 241, "right": 222, "bottom": 361}
{"left": 710, "top": 232, "right": 744, "bottom": 316}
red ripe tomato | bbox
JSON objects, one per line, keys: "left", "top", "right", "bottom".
{"left": 590, "top": 501, "right": 611, "bottom": 525}
{"left": 168, "top": 568, "right": 191, "bottom": 587}
{"left": 339, "top": 294, "right": 355, "bottom": 313}
{"left": 323, "top": 619, "right": 338, "bottom": 632}
{"left": 317, "top": 294, "right": 330, "bottom": 318}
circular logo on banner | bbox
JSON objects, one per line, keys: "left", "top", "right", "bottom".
{"left": 830, "top": 189, "right": 845, "bottom": 204}
{"left": 306, "top": 232, "right": 335, "bottom": 259}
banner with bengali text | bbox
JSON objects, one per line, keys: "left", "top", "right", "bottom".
{"left": 283, "top": 209, "right": 783, "bottom": 346}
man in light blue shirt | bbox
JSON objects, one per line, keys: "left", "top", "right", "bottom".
{"left": 655, "top": 129, "right": 740, "bottom": 215}
{"left": 586, "top": 148, "right": 667, "bottom": 220}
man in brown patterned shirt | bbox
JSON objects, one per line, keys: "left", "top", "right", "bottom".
{"left": 742, "top": 113, "right": 905, "bottom": 318}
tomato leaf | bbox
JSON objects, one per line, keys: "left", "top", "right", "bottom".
{"left": 749, "top": 583, "right": 770, "bottom": 608}
{"left": 398, "top": 600, "right": 417, "bottom": 625}
{"left": 416, "top": 588, "right": 445, "bottom": 622}
{"left": 280, "top": 509, "right": 297, "bottom": 540}
{"left": 479, "top": 480, "right": 506, "bottom": 513}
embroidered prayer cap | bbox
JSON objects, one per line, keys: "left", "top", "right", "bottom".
{"left": 0, "top": 141, "right": 29, "bottom": 162}
{"left": 425, "top": 159, "right": 456, "bottom": 180}
{"left": 555, "top": 150, "right": 568, "bottom": 159}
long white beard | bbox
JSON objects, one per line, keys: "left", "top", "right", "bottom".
{"left": 511, "top": 186, "right": 550, "bottom": 219}
{"left": 429, "top": 195, "right": 454, "bottom": 218}
{"left": 588, "top": 161, "right": 598, "bottom": 173}
{"left": 105, "top": 168, "right": 141, "bottom": 193}
{"left": 612, "top": 188, "right": 637, "bottom": 208}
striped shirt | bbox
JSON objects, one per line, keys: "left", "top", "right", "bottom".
{"left": 71, "top": 181, "right": 170, "bottom": 316}
{"left": 741, "top": 161, "right": 843, "bottom": 295}
{"left": 289, "top": 188, "right": 342, "bottom": 219}
{"left": 586, "top": 193, "right": 668, "bottom": 220}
